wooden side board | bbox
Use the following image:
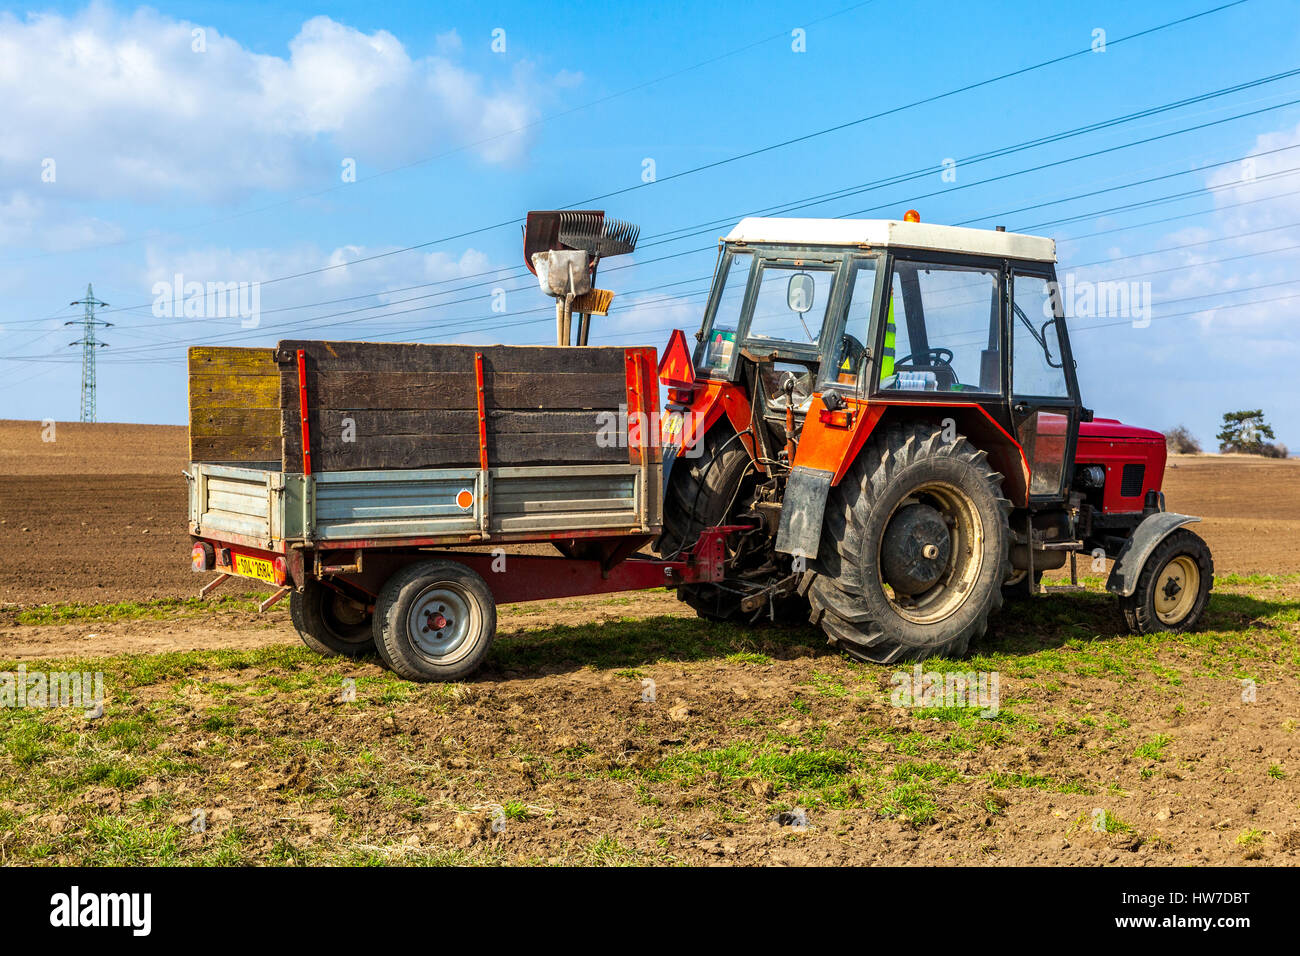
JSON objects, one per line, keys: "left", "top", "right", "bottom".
{"left": 276, "top": 341, "right": 632, "bottom": 472}
{"left": 188, "top": 346, "right": 283, "bottom": 464}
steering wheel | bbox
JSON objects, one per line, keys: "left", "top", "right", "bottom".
{"left": 839, "top": 333, "right": 867, "bottom": 375}
{"left": 896, "top": 347, "right": 954, "bottom": 368}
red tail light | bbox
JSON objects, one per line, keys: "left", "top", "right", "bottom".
{"left": 192, "top": 542, "right": 214, "bottom": 572}
{"left": 273, "top": 556, "right": 288, "bottom": 586}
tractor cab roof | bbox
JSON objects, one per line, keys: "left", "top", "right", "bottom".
{"left": 722, "top": 217, "right": 1057, "bottom": 264}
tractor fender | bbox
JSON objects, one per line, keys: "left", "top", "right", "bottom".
{"left": 1105, "top": 512, "right": 1202, "bottom": 597}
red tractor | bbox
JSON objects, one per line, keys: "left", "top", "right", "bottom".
{"left": 655, "top": 212, "right": 1213, "bottom": 663}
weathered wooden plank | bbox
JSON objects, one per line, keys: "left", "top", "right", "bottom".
{"left": 270, "top": 339, "right": 631, "bottom": 471}
{"left": 189, "top": 346, "right": 279, "bottom": 374}
{"left": 279, "top": 370, "right": 625, "bottom": 412}
{"left": 189, "top": 347, "right": 283, "bottom": 463}
{"left": 309, "top": 408, "right": 609, "bottom": 438}
{"left": 192, "top": 434, "right": 281, "bottom": 463}
{"left": 190, "top": 406, "right": 282, "bottom": 438}
{"left": 189, "top": 375, "right": 281, "bottom": 407}
{"left": 295, "top": 431, "right": 626, "bottom": 471}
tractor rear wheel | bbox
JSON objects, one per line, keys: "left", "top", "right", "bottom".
{"left": 808, "top": 424, "right": 1011, "bottom": 664}
{"left": 656, "top": 428, "right": 755, "bottom": 621}
{"left": 657, "top": 427, "right": 807, "bottom": 623}
{"left": 1119, "top": 529, "right": 1213, "bottom": 633}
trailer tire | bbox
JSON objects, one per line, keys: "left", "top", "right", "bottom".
{"left": 1119, "top": 529, "right": 1213, "bottom": 634}
{"left": 372, "top": 560, "right": 497, "bottom": 682}
{"left": 808, "top": 424, "right": 1011, "bottom": 664}
{"left": 290, "top": 580, "right": 375, "bottom": 658}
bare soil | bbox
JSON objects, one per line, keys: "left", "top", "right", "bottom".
{"left": 0, "top": 422, "right": 1297, "bottom": 866}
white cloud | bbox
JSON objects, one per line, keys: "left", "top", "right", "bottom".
{"left": 0, "top": 190, "right": 124, "bottom": 249}
{"left": 434, "top": 29, "right": 462, "bottom": 55}
{"left": 0, "top": 4, "right": 549, "bottom": 202}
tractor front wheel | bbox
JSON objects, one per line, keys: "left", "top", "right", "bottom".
{"left": 1119, "top": 529, "right": 1213, "bottom": 633}
{"left": 808, "top": 424, "right": 1011, "bottom": 664}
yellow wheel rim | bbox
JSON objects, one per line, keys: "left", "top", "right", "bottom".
{"left": 1153, "top": 555, "right": 1199, "bottom": 625}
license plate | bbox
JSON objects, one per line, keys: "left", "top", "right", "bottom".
{"left": 232, "top": 554, "right": 276, "bottom": 583}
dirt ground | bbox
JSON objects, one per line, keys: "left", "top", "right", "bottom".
{"left": 0, "top": 421, "right": 1297, "bottom": 866}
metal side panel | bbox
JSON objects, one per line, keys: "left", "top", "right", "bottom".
{"left": 311, "top": 468, "right": 482, "bottom": 541}
{"left": 490, "top": 465, "right": 644, "bottom": 533}
{"left": 193, "top": 463, "right": 281, "bottom": 542}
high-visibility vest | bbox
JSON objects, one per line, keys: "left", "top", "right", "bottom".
{"left": 838, "top": 296, "right": 898, "bottom": 381}
{"left": 880, "top": 296, "right": 897, "bottom": 379}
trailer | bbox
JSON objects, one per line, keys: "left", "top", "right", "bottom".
{"left": 185, "top": 338, "right": 724, "bottom": 680}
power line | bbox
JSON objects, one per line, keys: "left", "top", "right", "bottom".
{"left": 80, "top": 75, "right": 1300, "bottom": 351}
{"left": 86, "top": 0, "right": 1257, "bottom": 319}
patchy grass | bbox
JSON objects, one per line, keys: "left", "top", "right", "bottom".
{"left": 12, "top": 593, "right": 270, "bottom": 626}
{"left": 0, "top": 583, "right": 1296, "bottom": 866}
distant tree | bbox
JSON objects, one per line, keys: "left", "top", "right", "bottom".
{"left": 1217, "top": 409, "right": 1276, "bottom": 455}
{"left": 1163, "top": 425, "right": 1201, "bottom": 454}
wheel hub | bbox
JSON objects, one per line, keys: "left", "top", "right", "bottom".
{"left": 407, "top": 586, "right": 473, "bottom": 660}
{"left": 881, "top": 503, "right": 953, "bottom": 596}
{"left": 1153, "top": 555, "right": 1199, "bottom": 624}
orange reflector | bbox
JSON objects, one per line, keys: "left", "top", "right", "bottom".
{"left": 456, "top": 489, "right": 474, "bottom": 510}
{"left": 819, "top": 409, "right": 854, "bottom": 428}
{"left": 903, "top": 209, "right": 921, "bottom": 223}
{"left": 657, "top": 329, "right": 697, "bottom": 390}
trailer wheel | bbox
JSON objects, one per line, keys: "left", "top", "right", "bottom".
{"left": 1119, "top": 529, "right": 1213, "bottom": 634}
{"left": 290, "top": 580, "right": 374, "bottom": 658}
{"left": 808, "top": 424, "right": 1011, "bottom": 664}
{"left": 372, "top": 560, "right": 497, "bottom": 682}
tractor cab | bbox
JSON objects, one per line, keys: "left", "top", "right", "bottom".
{"left": 690, "top": 214, "right": 1082, "bottom": 505}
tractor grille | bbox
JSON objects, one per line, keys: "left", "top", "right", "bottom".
{"left": 1120, "top": 464, "right": 1146, "bottom": 498}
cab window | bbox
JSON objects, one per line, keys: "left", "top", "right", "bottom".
{"left": 696, "top": 251, "right": 752, "bottom": 374}
{"left": 829, "top": 259, "right": 879, "bottom": 385}
{"left": 879, "top": 260, "right": 1001, "bottom": 394}
{"left": 1011, "top": 273, "right": 1070, "bottom": 398}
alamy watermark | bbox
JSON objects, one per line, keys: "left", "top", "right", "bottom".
{"left": 152, "top": 273, "right": 261, "bottom": 328}
{"left": 891, "top": 665, "right": 999, "bottom": 718}
{"left": 1048, "top": 274, "right": 1151, "bottom": 328}
{"left": 1, "top": 665, "right": 104, "bottom": 717}
{"left": 596, "top": 404, "right": 706, "bottom": 458}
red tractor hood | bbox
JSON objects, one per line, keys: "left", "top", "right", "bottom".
{"left": 1079, "top": 418, "right": 1164, "bottom": 443}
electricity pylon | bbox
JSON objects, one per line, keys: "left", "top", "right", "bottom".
{"left": 67, "top": 284, "right": 111, "bottom": 423}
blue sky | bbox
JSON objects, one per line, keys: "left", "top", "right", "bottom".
{"left": 2, "top": 0, "right": 1298, "bottom": 452}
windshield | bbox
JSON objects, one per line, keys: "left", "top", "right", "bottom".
{"left": 697, "top": 246, "right": 850, "bottom": 377}
{"left": 748, "top": 262, "right": 835, "bottom": 345}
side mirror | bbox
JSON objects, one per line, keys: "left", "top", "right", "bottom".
{"left": 787, "top": 273, "right": 814, "bottom": 314}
